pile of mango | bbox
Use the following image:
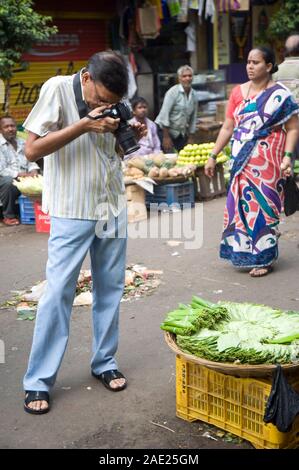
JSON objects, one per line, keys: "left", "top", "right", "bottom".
{"left": 177, "top": 143, "right": 229, "bottom": 168}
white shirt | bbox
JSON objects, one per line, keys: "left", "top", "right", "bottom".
{"left": 23, "top": 75, "right": 125, "bottom": 220}
{"left": 0, "top": 135, "right": 39, "bottom": 178}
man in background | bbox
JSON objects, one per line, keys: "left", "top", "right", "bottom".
{"left": 274, "top": 34, "right": 299, "bottom": 166}
{"left": 0, "top": 116, "right": 39, "bottom": 226}
{"left": 155, "top": 65, "right": 198, "bottom": 152}
{"left": 273, "top": 34, "right": 299, "bottom": 104}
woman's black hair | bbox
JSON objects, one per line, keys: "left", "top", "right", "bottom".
{"left": 253, "top": 46, "right": 279, "bottom": 74}
{"left": 86, "top": 50, "right": 128, "bottom": 97}
{"left": 131, "top": 96, "right": 148, "bottom": 110}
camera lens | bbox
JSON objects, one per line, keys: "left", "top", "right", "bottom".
{"left": 115, "top": 124, "right": 140, "bottom": 155}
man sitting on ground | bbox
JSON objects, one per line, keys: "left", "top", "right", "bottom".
{"left": 0, "top": 116, "right": 39, "bottom": 226}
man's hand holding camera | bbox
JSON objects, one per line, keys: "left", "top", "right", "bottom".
{"left": 84, "top": 106, "right": 120, "bottom": 134}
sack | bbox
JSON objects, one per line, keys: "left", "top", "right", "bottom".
{"left": 284, "top": 176, "right": 299, "bottom": 216}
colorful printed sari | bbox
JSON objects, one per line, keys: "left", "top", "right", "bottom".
{"left": 220, "top": 83, "right": 299, "bottom": 268}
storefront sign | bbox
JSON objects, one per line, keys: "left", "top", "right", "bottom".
{"left": 4, "top": 17, "right": 108, "bottom": 122}
{"left": 3, "top": 60, "right": 86, "bottom": 123}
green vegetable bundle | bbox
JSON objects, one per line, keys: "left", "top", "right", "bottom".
{"left": 161, "top": 297, "right": 299, "bottom": 365}
{"left": 161, "top": 296, "right": 229, "bottom": 336}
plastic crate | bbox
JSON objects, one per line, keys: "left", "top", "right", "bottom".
{"left": 34, "top": 201, "right": 51, "bottom": 233}
{"left": 18, "top": 195, "right": 35, "bottom": 224}
{"left": 176, "top": 355, "right": 299, "bottom": 449}
{"left": 195, "top": 164, "right": 226, "bottom": 201}
{"left": 145, "top": 181, "right": 195, "bottom": 209}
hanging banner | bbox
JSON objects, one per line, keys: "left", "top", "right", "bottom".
{"left": 217, "top": 0, "right": 250, "bottom": 12}
{"left": 218, "top": 13, "right": 230, "bottom": 65}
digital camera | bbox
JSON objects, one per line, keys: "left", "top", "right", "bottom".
{"left": 97, "top": 102, "right": 140, "bottom": 155}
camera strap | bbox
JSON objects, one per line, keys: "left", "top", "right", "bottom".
{"left": 73, "top": 71, "right": 105, "bottom": 121}
{"left": 73, "top": 71, "right": 89, "bottom": 119}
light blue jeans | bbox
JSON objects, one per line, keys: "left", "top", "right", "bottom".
{"left": 23, "top": 214, "right": 127, "bottom": 392}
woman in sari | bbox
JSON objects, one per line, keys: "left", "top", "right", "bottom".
{"left": 205, "top": 47, "right": 299, "bottom": 277}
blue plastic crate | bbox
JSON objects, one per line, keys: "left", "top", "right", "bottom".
{"left": 145, "top": 181, "right": 195, "bottom": 209}
{"left": 18, "top": 195, "right": 35, "bottom": 224}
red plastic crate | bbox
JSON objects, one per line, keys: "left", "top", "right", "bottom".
{"left": 34, "top": 201, "right": 51, "bottom": 233}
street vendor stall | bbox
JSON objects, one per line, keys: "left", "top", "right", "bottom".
{"left": 13, "top": 176, "right": 50, "bottom": 232}
{"left": 123, "top": 146, "right": 230, "bottom": 208}
{"left": 123, "top": 152, "right": 197, "bottom": 212}
{"left": 161, "top": 295, "right": 299, "bottom": 449}
{"left": 177, "top": 142, "right": 229, "bottom": 200}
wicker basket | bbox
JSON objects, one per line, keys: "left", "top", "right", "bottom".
{"left": 164, "top": 331, "right": 299, "bottom": 379}
{"left": 152, "top": 176, "right": 189, "bottom": 184}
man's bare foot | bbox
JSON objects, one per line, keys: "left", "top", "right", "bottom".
{"left": 92, "top": 369, "right": 127, "bottom": 392}
{"left": 24, "top": 391, "right": 50, "bottom": 414}
{"left": 25, "top": 397, "right": 49, "bottom": 411}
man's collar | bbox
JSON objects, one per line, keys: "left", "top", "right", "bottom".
{"left": 178, "top": 84, "right": 192, "bottom": 94}
{"left": 0, "top": 134, "right": 22, "bottom": 146}
{"left": 0, "top": 134, "right": 8, "bottom": 145}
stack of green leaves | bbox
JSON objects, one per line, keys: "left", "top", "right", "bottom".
{"left": 161, "top": 297, "right": 299, "bottom": 365}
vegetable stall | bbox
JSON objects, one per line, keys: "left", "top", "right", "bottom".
{"left": 13, "top": 176, "right": 50, "bottom": 232}
{"left": 161, "top": 296, "right": 299, "bottom": 449}
{"left": 123, "top": 144, "right": 230, "bottom": 220}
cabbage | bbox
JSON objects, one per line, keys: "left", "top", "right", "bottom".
{"left": 13, "top": 175, "right": 43, "bottom": 195}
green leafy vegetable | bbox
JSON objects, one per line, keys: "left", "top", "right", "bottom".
{"left": 162, "top": 297, "right": 299, "bottom": 364}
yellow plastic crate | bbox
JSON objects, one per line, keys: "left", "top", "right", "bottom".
{"left": 176, "top": 355, "right": 299, "bottom": 449}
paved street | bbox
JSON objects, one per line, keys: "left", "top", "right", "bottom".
{"left": 1, "top": 197, "right": 299, "bottom": 449}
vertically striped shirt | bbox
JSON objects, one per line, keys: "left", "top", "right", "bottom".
{"left": 23, "top": 75, "right": 125, "bottom": 220}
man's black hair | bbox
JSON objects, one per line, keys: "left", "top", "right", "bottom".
{"left": 86, "top": 51, "right": 128, "bottom": 97}
{"left": 131, "top": 96, "right": 148, "bottom": 110}
{"left": 0, "top": 115, "right": 16, "bottom": 126}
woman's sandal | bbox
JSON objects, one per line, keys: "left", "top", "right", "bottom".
{"left": 92, "top": 369, "right": 127, "bottom": 392}
{"left": 24, "top": 391, "right": 50, "bottom": 415}
{"left": 249, "top": 266, "right": 273, "bottom": 277}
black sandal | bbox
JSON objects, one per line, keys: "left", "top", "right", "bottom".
{"left": 92, "top": 369, "right": 127, "bottom": 392}
{"left": 24, "top": 391, "right": 50, "bottom": 415}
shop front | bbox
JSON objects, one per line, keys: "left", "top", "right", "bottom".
{"left": 4, "top": 0, "right": 116, "bottom": 124}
